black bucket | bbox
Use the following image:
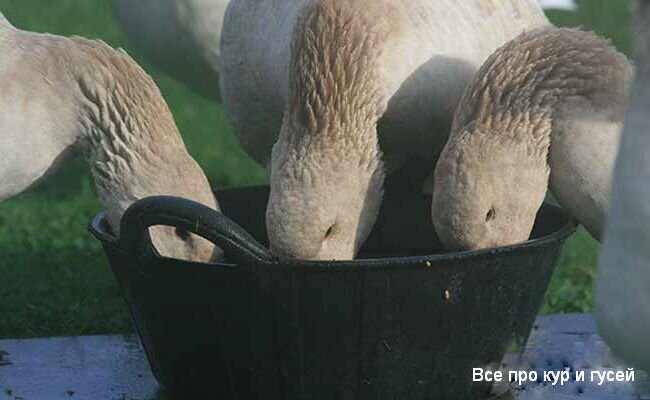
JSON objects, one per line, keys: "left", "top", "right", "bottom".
{"left": 89, "top": 185, "right": 575, "bottom": 400}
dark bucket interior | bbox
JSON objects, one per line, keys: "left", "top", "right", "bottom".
{"left": 90, "top": 184, "right": 575, "bottom": 400}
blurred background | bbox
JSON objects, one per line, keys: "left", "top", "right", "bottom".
{"left": 0, "top": 0, "right": 632, "bottom": 338}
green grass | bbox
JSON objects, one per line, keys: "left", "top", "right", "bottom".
{"left": 0, "top": 0, "right": 632, "bottom": 338}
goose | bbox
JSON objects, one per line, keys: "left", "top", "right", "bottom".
{"left": 431, "top": 27, "right": 632, "bottom": 250}
{"left": 109, "top": 0, "right": 228, "bottom": 100}
{"left": 539, "top": 0, "right": 578, "bottom": 11}
{"left": 0, "top": 13, "right": 220, "bottom": 262}
{"left": 220, "top": 0, "right": 551, "bottom": 260}
{"left": 108, "top": 0, "right": 570, "bottom": 102}
{"left": 596, "top": 0, "right": 650, "bottom": 372}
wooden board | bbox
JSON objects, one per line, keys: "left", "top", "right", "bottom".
{"left": 0, "top": 314, "right": 647, "bottom": 400}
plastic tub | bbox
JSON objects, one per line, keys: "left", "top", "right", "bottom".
{"left": 89, "top": 185, "right": 575, "bottom": 399}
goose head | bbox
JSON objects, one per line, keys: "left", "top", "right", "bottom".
{"left": 265, "top": 1, "right": 391, "bottom": 260}
{"left": 267, "top": 118, "right": 385, "bottom": 260}
{"left": 94, "top": 140, "right": 221, "bottom": 262}
{"left": 432, "top": 129, "right": 549, "bottom": 251}
{"left": 126, "top": 157, "right": 220, "bottom": 263}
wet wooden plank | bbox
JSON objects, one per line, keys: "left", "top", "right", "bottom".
{"left": 494, "top": 314, "right": 649, "bottom": 400}
{"left": 0, "top": 335, "right": 163, "bottom": 400}
{"left": 0, "top": 314, "right": 646, "bottom": 400}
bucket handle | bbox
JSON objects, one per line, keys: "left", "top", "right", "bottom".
{"left": 119, "top": 195, "right": 275, "bottom": 265}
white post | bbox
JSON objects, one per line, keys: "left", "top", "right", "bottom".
{"left": 596, "top": 0, "right": 650, "bottom": 373}
{"left": 539, "top": 0, "right": 578, "bottom": 11}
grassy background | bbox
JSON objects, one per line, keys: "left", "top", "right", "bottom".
{"left": 0, "top": 0, "right": 632, "bottom": 338}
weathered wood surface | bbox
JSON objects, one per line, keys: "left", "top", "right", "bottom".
{"left": 0, "top": 314, "right": 647, "bottom": 400}
{"left": 492, "top": 314, "right": 649, "bottom": 400}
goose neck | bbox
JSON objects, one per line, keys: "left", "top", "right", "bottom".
{"left": 284, "top": 0, "right": 395, "bottom": 145}
{"left": 68, "top": 40, "right": 193, "bottom": 223}
{"left": 454, "top": 28, "right": 631, "bottom": 141}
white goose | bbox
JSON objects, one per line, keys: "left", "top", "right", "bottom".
{"left": 0, "top": 13, "right": 220, "bottom": 262}
{"left": 596, "top": 0, "right": 650, "bottom": 372}
{"left": 432, "top": 27, "right": 632, "bottom": 250}
{"left": 108, "top": 0, "right": 573, "bottom": 101}
{"left": 109, "top": 0, "right": 228, "bottom": 100}
{"left": 220, "top": 0, "right": 550, "bottom": 260}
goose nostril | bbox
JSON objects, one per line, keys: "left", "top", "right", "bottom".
{"left": 486, "top": 207, "right": 496, "bottom": 222}
{"left": 325, "top": 225, "right": 335, "bottom": 239}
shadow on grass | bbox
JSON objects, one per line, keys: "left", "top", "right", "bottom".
{"left": 30, "top": 155, "right": 89, "bottom": 200}
{"left": 0, "top": 249, "right": 132, "bottom": 339}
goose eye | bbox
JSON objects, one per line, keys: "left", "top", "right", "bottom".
{"left": 486, "top": 208, "right": 496, "bottom": 222}
{"left": 175, "top": 227, "right": 191, "bottom": 241}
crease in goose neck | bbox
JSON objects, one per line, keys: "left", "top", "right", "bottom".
{"left": 67, "top": 38, "right": 205, "bottom": 230}
{"left": 283, "top": 0, "right": 396, "bottom": 150}
{"left": 454, "top": 27, "right": 632, "bottom": 239}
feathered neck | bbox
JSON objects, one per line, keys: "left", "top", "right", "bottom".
{"left": 452, "top": 27, "right": 631, "bottom": 140}
{"left": 71, "top": 39, "right": 206, "bottom": 230}
{"left": 12, "top": 32, "right": 205, "bottom": 230}
{"left": 284, "top": 0, "right": 398, "bottom": 147}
